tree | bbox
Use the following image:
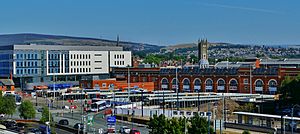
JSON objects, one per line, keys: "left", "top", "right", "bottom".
{"left": 148, "top": 114, "right": 169, "bottom": 134}
{"left": 238, "top": 103, "right": 255, "bottom": 112}
{"left": 0, "top": 94, "right": 16, "bottom": 116}
{"left": 18, "top": 100, "right": 36, "bottom": 119}
{"left": 279, "top": 74, "right": 300, "bottom": 105}
{"left": 188, "top": 113, "right": 214, "bottom": 134}
{"left": 168, "top": 117, "right": 184, "bottom": 134}
{"left": 242, "top": 130, "right": 251, "bottom": 134}
{"left": 40, "top": 106, "right": 52, "bottom": 123}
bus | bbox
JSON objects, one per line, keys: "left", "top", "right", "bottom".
{"left": 90, "top": 101, "right": 107, "bottom": 112}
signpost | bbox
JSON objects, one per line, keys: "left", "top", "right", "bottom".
{"left": 107, "top": 116, "right": 116, "bottom": 133}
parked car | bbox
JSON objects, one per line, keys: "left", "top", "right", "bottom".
{"left": 129, "top": 129, "right": 140, "bottom": 134}
{"left": 119, "top": 126, "right": 131, "bottom": 134}
{"left": 73, "top": 123, "right": 84, "bottom": 130}
{"left": 30, "top": 128, "right": 42, "bottom": 134}
{"left": 58, "top": 119, "right": 69, "bottom": 125}
{"left": 37, "top": 108, "right": 43, "bottom": 113}
{"left": 2, "top": 120, "right": 17, "bottom": 129}
{"left": 39, "top": 125, "right": 51, "bottom": 134}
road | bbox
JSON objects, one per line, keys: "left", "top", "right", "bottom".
{"left": 52, "top": 111, "right": 149, "bottom": 134}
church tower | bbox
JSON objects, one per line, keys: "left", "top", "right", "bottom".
{"left": 198, "top": 39, "right": 209, "bottom": 68}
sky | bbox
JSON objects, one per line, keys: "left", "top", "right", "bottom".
{"left": 0, "top": 0, "right": 300, "bottom": 46}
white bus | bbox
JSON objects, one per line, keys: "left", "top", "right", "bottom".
{"left": 90, "top": 101, "right": 107, "bottom": 112}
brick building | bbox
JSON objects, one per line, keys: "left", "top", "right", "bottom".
{"left": 111, "top": 66, "right": 300, "bottom": 94}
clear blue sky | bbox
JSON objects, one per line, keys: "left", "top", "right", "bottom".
{"left": 0, "top": 0, "right": 299, "bottom": 45}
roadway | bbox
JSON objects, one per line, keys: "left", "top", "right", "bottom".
{"left": 52, "top": 111, "right": 149, "bottom": 134}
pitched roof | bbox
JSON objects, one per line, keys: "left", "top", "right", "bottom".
{"left": 0, "top": 79, "right": 14, "bottom": 86}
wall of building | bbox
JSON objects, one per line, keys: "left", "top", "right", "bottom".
{"left": 109, "top": 51, "right": 132, "bottom": 67}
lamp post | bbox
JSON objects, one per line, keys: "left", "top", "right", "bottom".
{"left": 291, "top": 104, "right": 300, "bottom": 134}
{"left": 176, "top": 67, "right": 179, "bottom": 111}
{"left": 198, "top": 89, "right": 200, "bottom": 112}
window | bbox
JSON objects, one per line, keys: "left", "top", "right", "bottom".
{"left": 89, "top": 54, "right": 91, "bottom": 59}
{"left": 71, "top": 61, "right": 73, "bottom": 66}
{"left": 95, "top": 61, "right": 102, "bottom": 63}
{"left": 117, "top": 55, "right": 119, "bottom": 59}
{"left": 89, "top": 68, "right": 91, "bottom": 72}
{"left": 122, "top": 54, "right": 124, "bottom": 59}
{"left": 20, "top": 69, "right": 23, "bottom": 74}
{"left": 95, "top": 54, "right": 102, "bottom": 56}
{"left": 16, "top": 69, "right": 19, "bottom": 74}
{"left": 77, "top": 54, "right": 79, "bottom": 59}
{"left": 35, "top": 62, "right": 37, "bottom": 66}
{"left": 244, "top": 79, "right": 249, "bottom": 84}
{"left": 83, "top": 61, "right": 85, "bottom": 66}
{"left": 95, "top": 67, "right": 102, "bottom": 69}
{"left": 71, "top": 54, "right": 73, "bottom": 59}
{"left": 17, "top": 62, "right": 19, "bottom": 67}
{"left": 21, "top": 62, "right": 23, "bottom": 66}
{"left": 80, "top": 68, "right": 82, "bottom": 72}
{"left": 89, "top": 61, "right": 90, "bottom": 65}
{"left": 102, "top": 83, "right": 106, "bottom": 87}
{"left": 28, "top": 54, "right": 30, "bottom": 59}
{"left": 80, "top": 61, "right": 82, "bottom": 66}
{"left": 35, "top": 69, "right": 37, "bottom": 74}
{"left": 16, "top": 54, "right": 19, "bottom": 59}
{"left": 77, "top": 68, "right": 79, "bottom": 73}
{"left": 35, "top": 54, "right": 37, "bottom": 59}
{"left": 114, "top": 61, "right": 116, "bottom": 65}
{"left": 80, "top": 54, "right": 82, "bottom": 59}
{"left": 83, "top": 54, "right": 85, "bottom": 59}
{"left": 114, "top": 55, "right": 116, "bottom": 59}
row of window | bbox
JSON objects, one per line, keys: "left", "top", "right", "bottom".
{"left": 70, "top": 61, "right": 91, "bottom": 66}
{"left": 16, "top": 61, "right": 38, "bottom": 67}
{"left": 114, "top": 61, "right": 125, "bottom": 65}
{"left": 114, "top": 54, "right": 125, "bottom": 59}
{"left": 70, "top": 68, "right": 91, "bottom": 73}
{"left": 70, "top": 54, "right": 91, "bottom": 59}
{"left": 16, "top": 69, "right": 38, "bottom": 75}
{"left": 16, "top": 54, "right": 38, "bottom": 59}
{"left": 48, "top": 53, "right": 69, "bottom": 60}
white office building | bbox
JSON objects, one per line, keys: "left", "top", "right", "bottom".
{"left": 0, "top": 44, "right": 131, "bottom": 88}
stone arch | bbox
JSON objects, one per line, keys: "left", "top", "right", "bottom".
{"left": 182, "top": 78, "right": 191, "bottom": 92}
{"left": 229, "top": 78, "right": 238, "bottom": 91}
{"left": 205, "top": 78, "right": 213, "bottom": 91}
{"left": 171, "top": 78, "right": 179, "bottom": 91}
{"left": 217, "top": 78, "right": 225, "bottom": 91}
{"left": 161, "top": 77, "right": 169, "bottom": 90}
{"left": 254, "top": 79, "right": 264, "bottom": 92}
{"left": 268, "top": 79, "right": 277, "bottom": 94}
{"left": 193, "top": 78, "right": 201, "bottom": 92}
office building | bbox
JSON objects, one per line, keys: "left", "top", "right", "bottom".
{"left": 0, "top": 44, "right": 131, "bottom": 89}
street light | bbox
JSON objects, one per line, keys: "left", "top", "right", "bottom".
{"left": 291, "top": 104, "right": 300, "bottom": 134}
{"left": 176, "top": 67, "right": 179, "bottom": 111}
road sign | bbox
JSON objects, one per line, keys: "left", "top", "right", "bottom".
{"left": 107, "top": 116, "right": 116, "bottom": 124}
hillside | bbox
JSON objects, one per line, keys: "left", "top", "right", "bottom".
{"left": 0, "top": 33, "right": 164, "bottom": 53}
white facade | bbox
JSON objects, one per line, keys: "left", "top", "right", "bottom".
{"left": 68, "top": 51, "right": 109, "bottom": 75}
{"left": 109, "top": 51, "right": 132, "bottom": 67}
{"left": 46, "top": 50, "right": 131, "bottom": 75}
